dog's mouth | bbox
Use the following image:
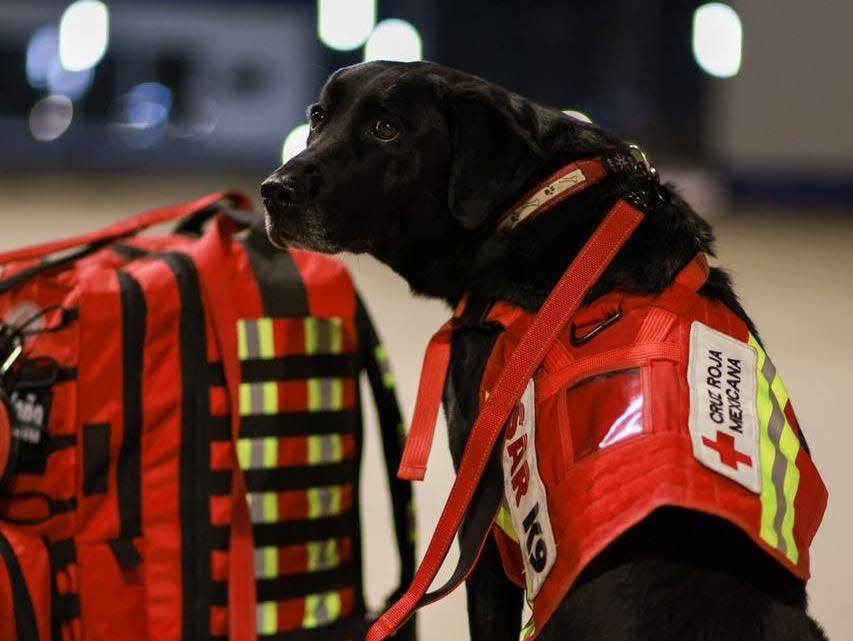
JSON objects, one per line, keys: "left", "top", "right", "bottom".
{"left": 263, "top": 205, "right": 345, "bottom": 254}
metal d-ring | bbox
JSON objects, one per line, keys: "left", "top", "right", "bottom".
{"left": 569, "top": 306, "right": 623, "bottom": 346}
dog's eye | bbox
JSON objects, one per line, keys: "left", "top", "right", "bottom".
{"left": 373, "top": 119, "right": 398, "bottom": 141}
{"left": 309, "top": 106, "right": 326, "bottom": 129}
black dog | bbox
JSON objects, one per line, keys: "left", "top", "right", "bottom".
{"left": 262, "top": 61, "right": 827, "bottom": 641}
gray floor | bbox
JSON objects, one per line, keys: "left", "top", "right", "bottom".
{"left": 2, "top": 174, "right": 851, "bottom": 640}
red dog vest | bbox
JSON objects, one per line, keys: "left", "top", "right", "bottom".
{"left": 477, "top": 254, "right": 827, "bottom": 638}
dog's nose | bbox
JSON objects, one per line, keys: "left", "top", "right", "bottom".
{"left": 261, "top": 175, "right": 305, "bottom": 209}
{"left": 262, "top": 164, "right": 323, "bottom": 210}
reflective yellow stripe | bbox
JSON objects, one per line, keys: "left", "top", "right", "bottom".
{"left": 779, "top": 427, "right": 801, "bottom": 561}
{"left": 237, "top": 438, "right": 252, "bottom": 470}
{"left": 306, "top": 539, "right": 339, "bottom": 571}
{"left": 752, "top": 340, "right": 779, "bottom": 548}
{"left": 239, "top": 382, "right": 279, "bottom": 415}
{"left": 258, "top": 600, "right": 277, "bottom": 634}
{"left": 305, "top": 317, "right": 344, "bottom": 354}
{"left": 329, "top": 318, "right": 343, "bottom": 353}
{"left": 263, "top": 382, "right": 279, "bottom": 413}
{"left": 302, "top": 591, "right": 342, "bottom": 629}
{"left": 494, "top": 504, "right": 519, "bottom": 543}
{"left": 237, "top": 437, "right": 278, "bottom": 470}
{"left": 749, "top": 334, "right": 801, "bottom": 564}
{"left": 520, "top": 616, "right": 536, "bottom": 641}
{"left": 307, "top": 486, "right": 343, "bottom": 518}
{"left": 257, "top": 317, "right": 275, "bottom": 358}
{"left": 255, "top": 546, "right": 278, "bottom": 579}
{"left": 307, "top": 434, "right": 343, "bottom": 464}
{"left": 308, "top": 378, "right": 343, "bottom": 411}
{"left": 237, "top": 319, "right": 249, "bottom": 360}
{"left": 375, "top": 343, "right": 396, "bottom": 388}
{"left": 263, "top": 491, "right": 278, "bottom": 522}
{"left": 305, "top": 317, "right": 319, "bottom": 354}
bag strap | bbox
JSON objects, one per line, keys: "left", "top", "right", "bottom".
{"left": 367, "top": 199, "right": 645, "bottom": 641}
{"left": 0, "top": 191, "right": 252, "bottom": 265}
{"left": 354, "top": 295, "right": 418, "bottom": 598}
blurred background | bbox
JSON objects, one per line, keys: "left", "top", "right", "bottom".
{"left": 1, "top": 1, "right": 851, "bottom": 639}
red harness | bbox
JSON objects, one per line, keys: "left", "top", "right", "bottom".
{"left": 366, "top": 157, "right": 827, "bottom": 641}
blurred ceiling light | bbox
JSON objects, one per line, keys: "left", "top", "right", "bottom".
{"left": 364, "top": 19, "right": 422, "bottom": 62}
{"left": 26, "top": 25, "right": 57, "bottom": 89}
{"left": 120, "top": 82, "right": 172, "bottom": 149}
{"left": 59, "top": 0, "right": 109, "bottom": 72}
{"left": 692, "top": 3, "right": 742, "bottom": 78}
{"left": 318, "top": 0, "right": 376, "bottom": 51}
{"left": 563, "top": 109, "right": 592, "bottom": 123}
{"left": 281, "top": 124, "right": 310, "bottom": 164}
{"left": 48, "top": 65, "right": 94, "bottom": 101}
{"left": 28, "top": 23, "right": 94, "bottom": 100}
{"left": 29, "top": 95, "right": 74, "bottom": 142}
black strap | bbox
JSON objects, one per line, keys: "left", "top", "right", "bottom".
{"left": 354, "top": 295, "right": 418, "bottom": 600}
{"left": 241, "top": 226, "right": 311, "bottom": 316}
{"left": 155, "top": 252, "right": 212, "bottom": 641}
{"left": 82, "top": 423, "right": 110, "bottom": 496}
{"left": 173, "top": 206, "right": 259, "bottom": 237}
{"left": 116, "top": 271, "right": 145, "bottom": 541}
{"left": 0, "top": 528, "right": 40, "bottom": 641}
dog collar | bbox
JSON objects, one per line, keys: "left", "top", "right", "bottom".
{"left": 497, "top": 145, "right": 656, "bottom": 230}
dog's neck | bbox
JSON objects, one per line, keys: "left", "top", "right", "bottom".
{"left": 389, "top": 169, "right": 715, "bottom": 312}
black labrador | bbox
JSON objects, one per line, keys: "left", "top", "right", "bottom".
{"left": 261, "top": 61, "right": 827, "bottom": 641}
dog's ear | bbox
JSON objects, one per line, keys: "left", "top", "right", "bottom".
{"left": 446, "top": 87, "right": 545, "bottom": 230}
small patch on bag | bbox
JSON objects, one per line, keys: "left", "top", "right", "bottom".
{"left": 688, "top": 322, "right": 760, "bottom": 493}
{"left": 501, "top": 379, "right": 556, "bottom": 598}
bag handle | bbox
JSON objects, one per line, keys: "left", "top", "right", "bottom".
{"left": 0, "top": 190, "right": 253, "bottom": 265}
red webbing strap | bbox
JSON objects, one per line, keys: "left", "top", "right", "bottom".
{"left": 0, "top": 191, "right": 252, "bottom": 265}
{"left": 194, "top": 215, "right": 257, "bottom": 641}
{"left": 366, "top": 199, "right": 645, "bottom": 641}
{"left": 397, "top": 320, "right": 454, "bottom": 481}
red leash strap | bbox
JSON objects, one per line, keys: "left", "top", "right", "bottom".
{"left": 397, "top": 320, "right": 454, "bottom": 481}
{"left": 367, "top": 199, "right": 645, "bottom": 641}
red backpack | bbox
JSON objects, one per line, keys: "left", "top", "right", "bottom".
{"left": 0, "top": 192, "right": 416, "bottom": 641}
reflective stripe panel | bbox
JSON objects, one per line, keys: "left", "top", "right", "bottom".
{"left": 246, "top": 491, "right": 279, "bottom": 524}
{"left": 238, "top": 318, "right": 275, "bottom": 360}
{"left": 239, "top": 382, "right": 279, "bottom": 415}
{"left": 374, "top": 343, "right": 396, "bottom": 389}
{"left": 307, "top": 434, "right": 343, "bottom": 464}
{"left": 308, "top": 378, "right": 343, "bottom": 411}
{"left": 254, "top": 546, "right": 279, "bottom": 579}
{"left": 307, "top": 486, "right": 343, "bottom": 519}
{"left": 305, "top": 317, "right": 343, "bottom": 355}
{"left": 237, "top": 436, "right": 279, "bottom": 470}
{"left": 257, "top": 600, "right": 278, "bottom": 635}
{"left": 302, "top": 591, "right": 342, "bottom": 629}
{"left": 306, "top": 539, "right": 339, "bottom": 571}
{"left": 750, "top": 334, "right": 801, "bottom": 564}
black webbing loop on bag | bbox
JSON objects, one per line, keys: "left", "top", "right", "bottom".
{"left": 173, "top": 205, "right": 260, "bottom": 237}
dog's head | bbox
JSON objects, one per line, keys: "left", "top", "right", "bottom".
{"left": 261, "top": 62, "right": 612, "bottom": 266}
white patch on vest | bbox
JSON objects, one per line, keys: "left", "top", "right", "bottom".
{"left": 501, "top": 379, "right": 556, "bottom": 598}
{"left": 688, "top": 322, "right": 761, "bottom": 493}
